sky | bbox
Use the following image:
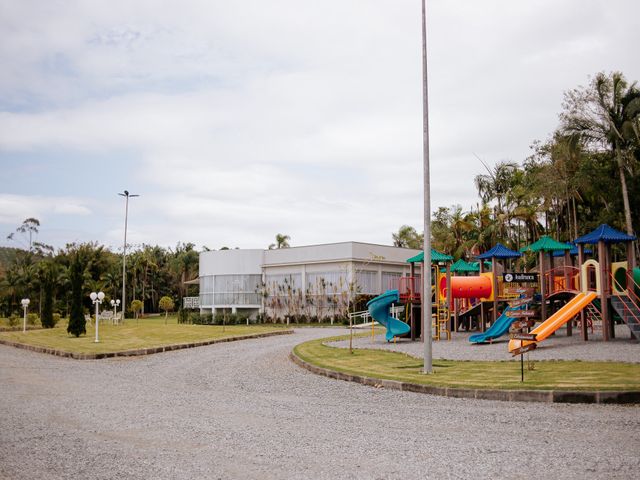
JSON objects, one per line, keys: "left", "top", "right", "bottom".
{"left": 1, "top": 0, "right": 639, "bottom": 253}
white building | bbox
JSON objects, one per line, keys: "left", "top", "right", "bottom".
{"left": 195, "top": 242, "right": 420, "bottom": 319}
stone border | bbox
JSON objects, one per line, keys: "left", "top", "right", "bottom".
{"left": 0, "top": 329, "right": 293, "bottom": 360}
{"left": 290, "top": 350, "right": 640, "bottom": 405}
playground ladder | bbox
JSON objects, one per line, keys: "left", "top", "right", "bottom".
{"left": 582, "top": 303, "right": 602, "bottom": 333}
{"left": 433, "top": 301, "right": 451, "bottom": 341}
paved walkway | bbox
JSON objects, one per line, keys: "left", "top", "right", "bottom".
{"left": 336, "top": 324, "right": 640, "bottom": 362}
{"left": 1, "top": 328, "right": 639, "bottom": 479}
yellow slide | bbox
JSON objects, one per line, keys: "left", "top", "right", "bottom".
{"left": 508, "top": 291, "right": 597, "bottom": 353}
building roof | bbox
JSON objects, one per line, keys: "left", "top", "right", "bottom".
{"left": 475, "top": 243, "right": 522, "bottom": 260}
{"left": 520, "top": 235, "right": 571, "bottom": 253}
{"left": 406, "top": 249, "right": 453, "bottom": 264}
{"left": 573, "top": 224, "right": 637, "bottom": 244}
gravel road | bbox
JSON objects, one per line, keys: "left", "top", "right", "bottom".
{"left": 1, "top": 328, "right": 639, "bottom": 479}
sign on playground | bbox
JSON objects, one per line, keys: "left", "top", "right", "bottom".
{"left": 509, "top": 319, "right": 535, "bottom": 330}
{"left": 511, "top": 343, "right": 537, "bottom": 356}
{"left": 508, "top": 297, "right": 533, "bottom": 307}
{"left": 503, "top": 272, "right": 538, "bottom": 283}
{"left": 506, "top": 310, "right": 536, "bottom": 318}
{"left": 509, "top": 332, "right": 538, "bottom": 341}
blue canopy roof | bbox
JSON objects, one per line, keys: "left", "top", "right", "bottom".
{"left": 475, "top": 243, "right": 522, "bottom": 260}
{"left": 552, "top": 243, "right": 593, "bottom": 257}
{"left": 573, "top": 224, "right": 636, "bottom": 244}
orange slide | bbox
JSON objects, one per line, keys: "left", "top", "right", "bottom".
{"left": 508, "top": 291, "right": 597, "bottom": 353}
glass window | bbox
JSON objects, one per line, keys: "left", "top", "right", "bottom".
{"left": 212, "top": 274, "right": 262, "bottom": 305}
{"left": 355, "top": 271, "right": 378, "bottom": 294}
{"left": 382, "top": 272, "right": 402, "bottom": 291}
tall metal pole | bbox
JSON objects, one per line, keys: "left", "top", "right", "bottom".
{"left": 119, "top": 190, "right": 139, "bottom": 319}
{"left": 421, "top": 0, "right": 433, "bottom": 374}
{"left": 122, "top": 193, "right": 129, "bottom": 318}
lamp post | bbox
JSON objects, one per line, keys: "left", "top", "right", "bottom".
{"left": 90, "top": 291, "right": 105, "bottom": 343}
{"left": 110, "top": 298, "right": 121, "bottom": 322}
{"left": 21, "top": 298, "right": 30, "bottom": 333}
{"left": 118, "top": 190, "right": 139, "bottom": 319}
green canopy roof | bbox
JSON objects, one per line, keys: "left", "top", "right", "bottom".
{"left": 450, "top": 259, "right": 477, "bottom": 273}
{"left": 469, "top": 261, "right": 492, "bottom": 271}
{"left": 520, "top": 235, "right": 571, "bottom": 253}
{"left": 406, "top": 249, "right": 453, "bottom": 264}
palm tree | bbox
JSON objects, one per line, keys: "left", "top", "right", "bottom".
{"left": 269, "top": 234, "right": 291, "bottom": 249}
{"left": 561, "top": 71, "right": 640, "bottom": 235}
{"left": 474, "top": 160, "right": 520, "bottom": 242}
{"left": 392, "top": 225, "right": 422, "bottom": 249}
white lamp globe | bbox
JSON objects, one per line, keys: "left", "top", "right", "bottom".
{"left": 97, "top": 291, "right": 105, "bottom": 301}
{"left": 110, "top": 300, "right": 115, "bottom": 306}
{"left": 90, "top": 292, "right": 98, "bottom": 301}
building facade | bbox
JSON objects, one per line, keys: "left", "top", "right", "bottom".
{"left": 196, "top": 242, "right": 420, "bottom": 320}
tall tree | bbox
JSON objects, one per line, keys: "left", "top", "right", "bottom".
{"left": 67, "top": 251, "right": 86, "bottom": 337}
{"left": 560, "top": 71, "right": 640, "bottom": 235}
{"left": 39, "top": 261, "right": 58, "bottom": 328}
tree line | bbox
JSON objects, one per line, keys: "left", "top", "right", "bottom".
{"left": 0, "top": 219, "right": 199, "bottom": 321}
{"left": 393, "top": 71, "right": 640, "bottom": 261}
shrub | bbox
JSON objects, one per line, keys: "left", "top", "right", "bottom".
{"left": 52, "top": 313, "right": 61, "bottom": 327}
{"left": 8, "top": 315, "right": 19, "bottom": 327}
{"left": 27, "top": 313, "right": 39, "bottom": 326}
{"left": 176, "top": 308, "right": 187, "bottom": 324}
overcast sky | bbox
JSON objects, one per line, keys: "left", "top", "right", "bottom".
{"left": 1, "top": 0, "right": 638, "bottom": 252}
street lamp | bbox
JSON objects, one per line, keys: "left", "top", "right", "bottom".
{"left": 110, "top": 299, "right": 121, "bottom": 323}
{"left": 21, "top": 298, "right": 30, "bottom": 333}
{"left": 90, "top": 291, "right": 105, "bottom": 343}
{"left": 118, "top": 190, "right": 140, "bottom": 319}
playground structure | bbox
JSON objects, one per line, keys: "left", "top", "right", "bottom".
{"left": 367, "top": 224, "right": 639, "bottom": 348}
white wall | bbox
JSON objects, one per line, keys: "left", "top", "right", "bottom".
{"left": 200, "top": 249, "right": 263, "bottom": 276}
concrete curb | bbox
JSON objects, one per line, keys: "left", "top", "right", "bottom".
{"left": 289, "top": 350, "right": 640, "bottom": 405}
{"left": 0, "top": 329, "right": 293, "bottom": 360}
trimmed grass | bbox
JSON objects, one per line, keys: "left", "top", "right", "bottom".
{"left": 294, "top": 335, "right": 640, "bottom": 391}
{"left": 0, "top": 315, "right": 289, "bottom": 354}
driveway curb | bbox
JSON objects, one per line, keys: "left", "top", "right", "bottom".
{"left": 0, "top": 329, "right": 293, "bottom": 360}
{"left": 289, "top": 350, "right": 640, "bottom": 405}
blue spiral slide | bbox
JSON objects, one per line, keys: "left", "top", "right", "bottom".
{"left": 367, "top": 290, "right": 411, "bottom": 342}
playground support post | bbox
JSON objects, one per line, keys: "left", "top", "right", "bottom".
{"left": 421, "top": 0, "right": 432, "bottom": 374}
{"left": 578, "top": 244, "right": 588, "bottom": 341}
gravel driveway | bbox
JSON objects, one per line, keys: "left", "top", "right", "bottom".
{"left": 1, "top": 328, "right": 639, "bottom": 479}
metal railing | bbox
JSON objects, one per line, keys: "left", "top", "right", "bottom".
{"left": 399, "top": 276, "right": 421, "bottom": 302}
{"left": 610, "top": 270, "right": 640, "bottom": 326}
{"left": 543, "top": 266, "right": 581, "bottom": 296}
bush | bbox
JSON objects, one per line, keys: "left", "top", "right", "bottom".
{"left": 177, "top": 308, "right": 188, "bottom": 324}
{"left": 27, "top": 313, "right": 39, "bottom": 326}
{"left": 52, "top": 313, "right": 61, "bottom": 327}
{"left": 8, "top": 315, "right": 19, "bottom": 327}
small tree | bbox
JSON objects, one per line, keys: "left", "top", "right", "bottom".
{"left": 67, "top": 252, "right": 86, "bottom": 337}
{"left": 159, "top": 296, "right": 174, "bottom": 324}
{"left": 131, "top": 299, "right": 143, "bottom": 325}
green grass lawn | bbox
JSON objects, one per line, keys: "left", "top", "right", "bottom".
{"left": 294, "top": 335, "right": 640, "bottom": 391}
{"left": 0, "top": 315, "right": 290, "bottom": 354}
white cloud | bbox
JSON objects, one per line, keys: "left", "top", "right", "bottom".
{"left": 0, "top": 193, "right": 92, "bottom": 225}
{"left": 1, "top": 0, "right": 639, "bottom": 250}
